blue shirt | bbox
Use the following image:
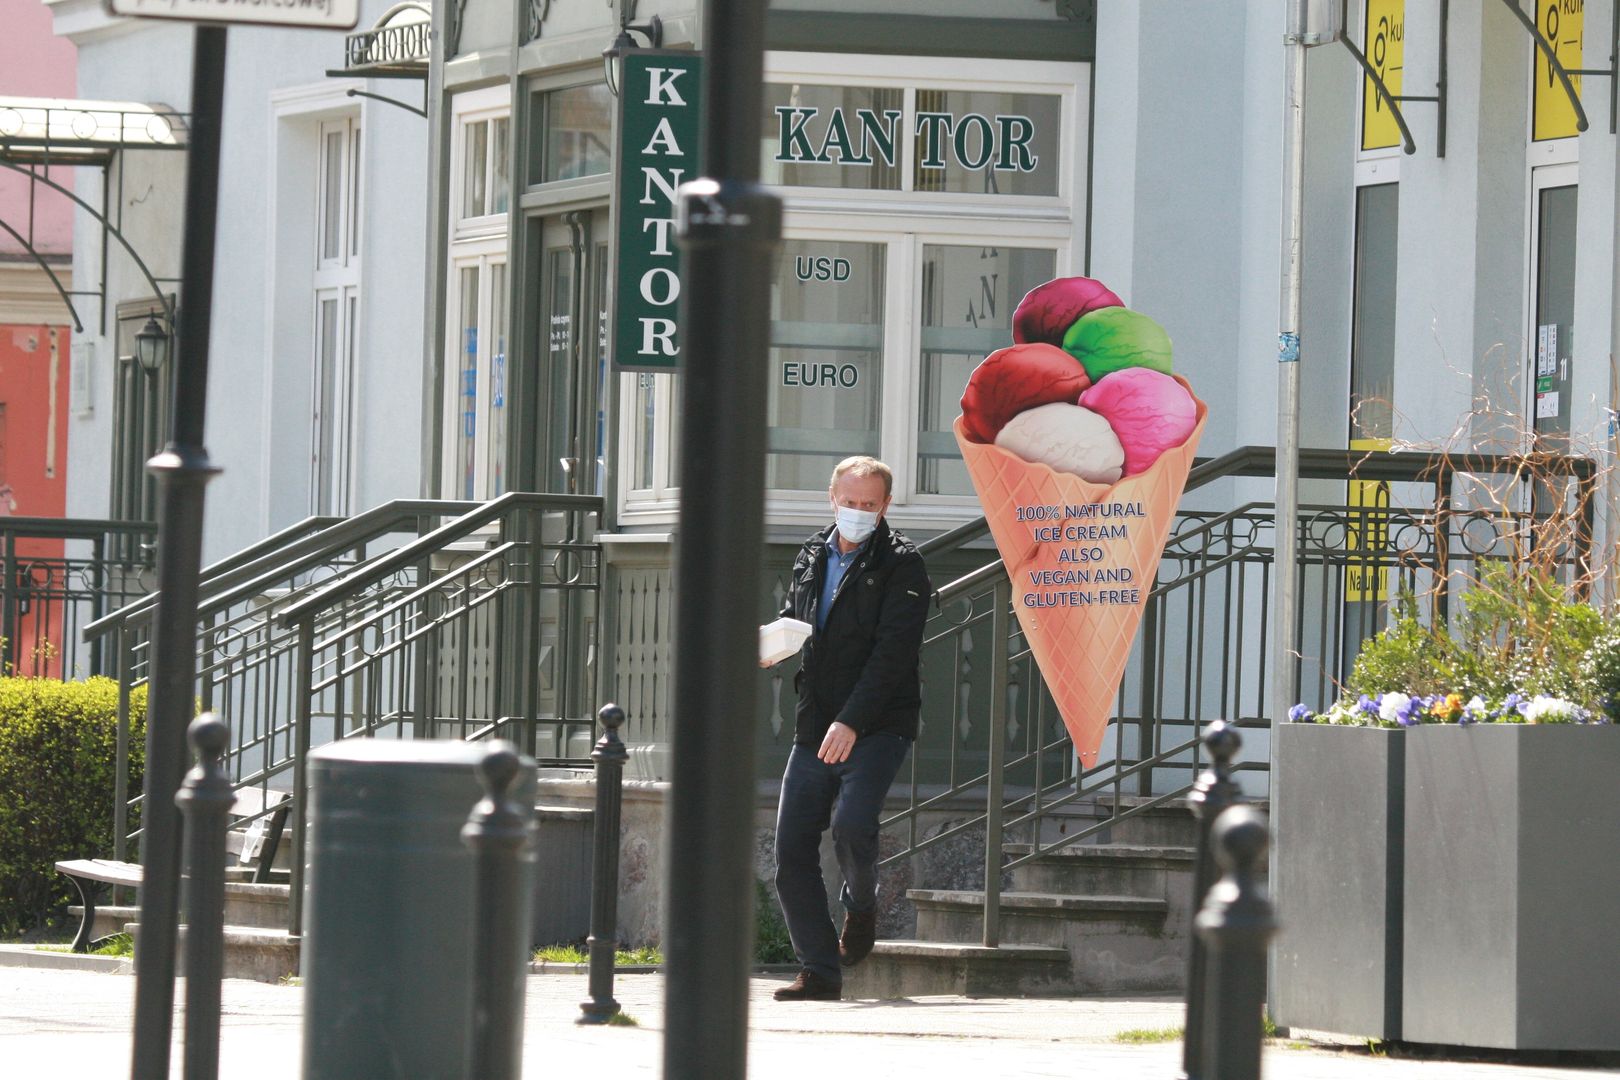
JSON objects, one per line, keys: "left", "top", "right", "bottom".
{"left": 818, "top": 537, "right": 868, "bottom": 633}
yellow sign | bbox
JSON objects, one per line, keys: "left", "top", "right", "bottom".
{"left": 1533, "top": 0, "right": 1584, "bottom": 141}
{"left": 1361, "top": 0, "right": 1405, "bottom": 152}
{"left": 1346, "top": 438, "right": 1392, "bottom": 603}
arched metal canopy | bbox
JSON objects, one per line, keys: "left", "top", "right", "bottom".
{"left": 0, "top": 97, "right": 187, "bottom": 333}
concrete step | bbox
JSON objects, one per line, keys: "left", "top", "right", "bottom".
{"left": 841, "top": 941, "right": 1071, "bottom": 999}
{"left": 70, "top": 904, "right": 140, "bottom": 944}
{"left": 1006, "top": 843, "right": 1196, "bottom": 904}
{"left": 128, "top": 922, "right": 300, "bottom": 984}
{"left": 908, "top": 889, "right": 1183, "bottom": 994}
{"left": 1031, "top": 802, "right": 1201, "bottom": 848}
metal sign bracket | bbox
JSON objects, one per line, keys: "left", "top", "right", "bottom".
{"left": 1340, "top": 0, "right": 1449, "bottom": 156}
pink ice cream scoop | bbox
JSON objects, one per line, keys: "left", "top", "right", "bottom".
{"left": 960, "top": 342, "right": 1091, "bottom": 444}
{"left": 1012, "top": 277, "right": 1124, "bottom": 347}
{"left": 1077, "top": 368, "right": 1197, "bottom": 476}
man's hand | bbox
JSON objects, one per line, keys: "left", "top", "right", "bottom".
{"left": 818, "top": 721, "right": 857, "bottom": 764}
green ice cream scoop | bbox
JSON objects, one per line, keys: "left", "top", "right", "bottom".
{"left": 1061, "top": 307, "right": 1173, "bottom": 382}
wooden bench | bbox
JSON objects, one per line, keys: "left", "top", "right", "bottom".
{"left": 55, "top": 788, "right": 292, "bottom": 953}
{"left": 53, "top": 858, "right": 142, "bottom": 953}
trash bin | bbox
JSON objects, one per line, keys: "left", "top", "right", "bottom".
{"left": 300, "top": 739, "right": 535, "bottom": 1080}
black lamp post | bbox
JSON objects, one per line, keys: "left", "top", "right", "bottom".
{"left": 602, "top": 5, "right": 662, "bottom": 96}
{"left": 134, "top": 315, "right": 169, "bottom": 374}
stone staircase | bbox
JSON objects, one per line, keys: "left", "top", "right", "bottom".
{"left": 846, "top": 798, "right": 1202, "bottom": 998}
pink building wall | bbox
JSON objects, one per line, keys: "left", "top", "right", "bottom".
{"left": 0, "top": 0, "right": 78, "bottom": 257}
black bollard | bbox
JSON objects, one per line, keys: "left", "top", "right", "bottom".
{"left": 463, "top": 742, "right": 535, "bottom": 1080}
{"left": 579, "top": 704, "right": 628, "bottom": 1024}
{"left": 1182, "top": 720, "right": 1242, "bottom": 1080}
{"left": 1195, "top": 806, "right": 1278, "bottom": 1080}
{"left": 175, "top": 714, "right": 233, "bottom": 1080}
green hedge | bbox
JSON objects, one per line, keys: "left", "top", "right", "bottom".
{"left": 0, "top": 677, "right": 146, "bottom": 937}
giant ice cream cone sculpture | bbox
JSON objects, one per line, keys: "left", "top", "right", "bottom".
{"left": 956, "top": 278, "right": 1206, "bottom": 767}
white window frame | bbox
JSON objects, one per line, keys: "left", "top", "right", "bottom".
{"left": 442, "top": 84, "right": 512, "bottom": 501}
{"left": 311, "top": 114, "right": 362, "bottom": 517}
{"left": 1521, "top": 160, "right": 1579, "bottom": 448}
{"left": 616, "top": 53, "right": 1087, "bottom": 532}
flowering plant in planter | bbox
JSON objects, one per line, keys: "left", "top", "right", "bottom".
{"left": 1288, "top": 563, "right": 1618, "bottom": 727}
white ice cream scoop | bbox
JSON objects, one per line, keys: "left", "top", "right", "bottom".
{"left": 994, "top": 402, "right": 1124, "bottom": 484}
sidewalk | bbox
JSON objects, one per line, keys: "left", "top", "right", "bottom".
{"left": 0, "top": 962, "right": 1614, "bottom": 1078}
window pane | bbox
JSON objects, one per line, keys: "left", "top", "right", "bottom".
{"left": 632, "top": 373, "right": 657, "bottom": 490}
{"left": 454, "top": 267, "right": 480, "bottom": 500}
{"left": 761, "top": 84, "right": 903, "bottom": 191}
{"left": 490, "top": 118, "right": 510, "bottom": 215}
{"left": 543, "top": 247, "right": 574, "bottom": 493}
{"left": 915, "top": 244, "right": 1056, "bottom": 496}
{"left": 1533, "top": 184, "right": 1577, "bottom": 439}
{"left": 321, "top": 129, "right": 344, "bottom": 260}
{"left": 767, "top": 240, "right": 884, "bottom": 491}
{"left": 488, "top": 262, "right": 508, "bottom": 497}
{"left": 462, "top": 120, "right": 488, "bottom": 217}
{"left": 594, "top": 244, "right": 609, "bottom": 493}
{"left": 315, "top": 296, "right": 339, "bottom": 512}
{"left": 912, "top": 90, "right": 1060, "bottom": 197}
{"left": 349, "top": 124, "right": 362, "bottom": 259}
{"left": 1350, "top": 183, "right": 1398, "bottom": 441}
{"left": 535, "top": 84, "right": 613, "bottom": 183}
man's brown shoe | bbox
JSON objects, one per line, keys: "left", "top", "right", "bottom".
{"left": 772, "top": 969, "right": 841, "bottom": 1001}
{"left": 839, "top": 909, "right": 877, "bottom": 968}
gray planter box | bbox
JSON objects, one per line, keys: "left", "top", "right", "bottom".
{"left": 1272, "top": 723, "right": 1405, "bottom": 1040}
{"left": 1403, "top": 724, "right": 1620, "bottom": 1050}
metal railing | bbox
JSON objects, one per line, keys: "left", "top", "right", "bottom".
{"left": 1, "top": 516, "right": 157, "bottom": 679}
{"left": 90, "top": 494, "right": 604, "bottom": 914}
{"left": 272, "top": 491, "right": 601, "bottom": 933}
{"left": 881, "top": 444, "right": 1596, "bottom": 946}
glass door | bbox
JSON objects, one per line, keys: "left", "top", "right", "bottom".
{"left": 1526, "top": 164, "right": 1578, "bottom": 554}
{"left": 526, "top": 207, "right": 609, "bottom": 755}
{"left": 534, "top": 208, "right": 611, "bottom": 498}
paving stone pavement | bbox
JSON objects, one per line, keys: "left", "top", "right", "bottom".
{"left": 0, "top": 964, "right": 1615, "bottom": 1078}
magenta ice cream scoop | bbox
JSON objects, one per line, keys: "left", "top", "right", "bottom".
{"left": 1012, "top": 277, "right": 1123, "bottom": 347}
{"left": 1078, "top": 367, "right": 1197, "bottom": 476}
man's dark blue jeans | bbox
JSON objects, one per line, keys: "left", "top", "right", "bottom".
{"left": 774, "top": 732, "right": 911, "bottom": 983}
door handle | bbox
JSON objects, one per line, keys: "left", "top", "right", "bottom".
{"left": 559, "top": 456, "right": 578, "bottom": 492}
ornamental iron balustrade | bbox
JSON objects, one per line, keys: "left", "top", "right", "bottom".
{"left": 869, "top": 444, "right": 1596, "bottom": 948}
{"left": 0, "top": 517, "right": 156, "bottom": 680}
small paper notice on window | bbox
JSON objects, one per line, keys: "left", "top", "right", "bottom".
{"left": 1536, "top": 391, "right": 1560, "bottom": 419}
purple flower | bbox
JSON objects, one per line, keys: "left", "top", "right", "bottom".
{"left": 1356, "top": 694, "right": 1378, "bottom": 718}
{"left": 1288, "top": 704, "right": 1313, "bottom": 723}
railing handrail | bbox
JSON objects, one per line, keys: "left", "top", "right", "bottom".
{"left": 0, "top": 517, "right": 158, "bottom": 542}
{"left": 83, "top": 500, "right": 480, "bottom": 639}
{"left": 926, "top": 444, "right": 1598, "bottom": 605}
{"left": 916, "top": 516, "right": 992, "bottom": 556}
{"left": 275, "top": 491, "right": 603, "bottom": 627}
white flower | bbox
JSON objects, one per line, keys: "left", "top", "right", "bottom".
{"left": 1377, "top": 692, "right": 1412, "bottom": 724}
{"left": 1522, "top": 695, "right": 1582, "bottom": 724}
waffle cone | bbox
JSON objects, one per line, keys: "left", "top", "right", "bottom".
{"left": 954, "top": 382, "right": 1206, "bottom": 767}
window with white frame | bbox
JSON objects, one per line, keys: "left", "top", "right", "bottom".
{"left": 312, "top": 114, "right": 361, "bottom": 516}
{"left": 444, "top": 86, "right": 512, "bottom": 501}
{"left": 621, "top": 53, "right": 1085, "bottom": 523}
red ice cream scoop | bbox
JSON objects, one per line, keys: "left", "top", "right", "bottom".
{"left": 1011, "top": 277, "right": 1124, "bottom": 347}
{"left": 959, "top": 342, "right": 1092, "bottom": 444}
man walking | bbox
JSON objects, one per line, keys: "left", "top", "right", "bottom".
{"left": 767, "top": 456, "right": 931, "bottom": 1001}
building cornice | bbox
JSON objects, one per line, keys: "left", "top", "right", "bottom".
{"left": 0, "top": 261, "right": 78, "bottom": 327}
{"left": 44, "top": 0, "right": 141, "bottom": 46}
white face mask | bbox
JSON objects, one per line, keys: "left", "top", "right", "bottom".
{"left": 833, "top": 505, "right": 880, "bottom": 545}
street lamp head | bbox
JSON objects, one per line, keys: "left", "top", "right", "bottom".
{"left": 602, "top": 13, "right": 662, "bottom": 97}
{"left": 135, "top": 314, "right": 169, "bottom": 374}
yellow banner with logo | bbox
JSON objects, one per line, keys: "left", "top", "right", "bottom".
{"left": 1534, "top": 0, "right": 1584, "bottom": 141}
{"left": 1362, "top": 0, "right": 1405, "bottom": 152}
{"left": 1346, "top": 438, "right": 1393, "bottom": 603}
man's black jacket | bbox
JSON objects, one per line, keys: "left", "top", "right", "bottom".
{"left": 779, "top": 518, "right": 932, "bottom": 747}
